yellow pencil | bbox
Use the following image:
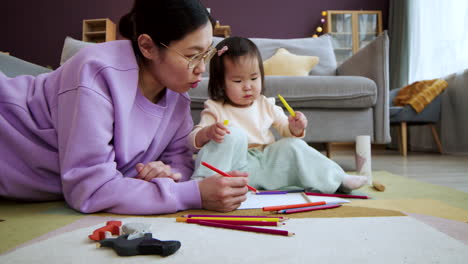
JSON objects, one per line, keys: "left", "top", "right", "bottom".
{"left": 223, "top": 120, "right": 229, "bottom": 126}
{"left": 278, "top": 94, "right": 295, "bottom": 117}
{"left": 176, "top": 217, "right": 280, "bottom": 222}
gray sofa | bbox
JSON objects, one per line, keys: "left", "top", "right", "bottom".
{"left": 1, "top": 32, "right": 390, "bottom": 145}
{"left": 189, "top": 32, "right": 391, "bottom": 144}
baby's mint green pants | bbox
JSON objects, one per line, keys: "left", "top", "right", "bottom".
{"left": 192, "top": 127, "right": 345, "bottom": 193}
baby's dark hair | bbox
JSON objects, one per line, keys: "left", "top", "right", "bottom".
{"left": 119, "top": 0, "right": 213, "bottom": 62}
{"left": 208, "top": 37, "right": 265, "bottom": 102}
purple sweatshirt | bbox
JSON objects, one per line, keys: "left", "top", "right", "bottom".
{"left": 0, "top": 40, "right": 201, "bottom": 214}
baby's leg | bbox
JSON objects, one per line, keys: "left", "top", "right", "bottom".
{"left": 253, "top": 138, "right": 365, "bottom": 193}
{"left": 192, "top": 126, "right": 249, "bottom": 179}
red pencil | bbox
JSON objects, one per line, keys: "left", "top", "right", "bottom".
{"left": 201, "top": 161, "right": 258, "bottom": 192}
{"left": 182, "top": 214, "right": 288, "bottom": 220}
{"left": 185, "top": 218, "right": 284, "bottom": 226}
{"left": 195, "top": 220, "right": 294, "bottom": 236}
{"left": 262, "top": 201, "right": 326, "bottom": 211}
{"left": 304, "top": 192, "right": 369, "bottom": 199}
{"left": 278, "top": 204, "right": 342, "bottom": 214}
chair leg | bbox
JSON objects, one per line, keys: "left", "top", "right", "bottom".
{"left": 429, "top": 124, "right": 443, "bottom": 154}
{"left": 326, "top": 142, "right": 332, "bottom": 158}
{"left": 400, "top": 122, "right": 407, "bottom": 157}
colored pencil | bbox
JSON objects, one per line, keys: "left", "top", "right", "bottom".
{"left": 176, "top": 217, "right": 280, "bottom": 222}
{"left": 278, "top": 204, "right": 342, "bottom": 214}
{"left": 201, "top": 161, "right": 258, "bottom": 192}
{"left": 262, "top": 201, "right": 326, "bottom": 211}
{"left": 304, "top": 192, "right": 369, "bottom": 199}
{"left": 195, "top": 220, "right": 294, "bottom": 236}
{"left": 256, "top": 191, "right": 288, "bottom": 195}
{"left": 278, "top": 94, "right": 296, "bottom": 117}
{"left": 184, "top": 218, "right": 284, "bottom": 226}
{"left": 182, "top": 214, "right": 288, "bottom": 220}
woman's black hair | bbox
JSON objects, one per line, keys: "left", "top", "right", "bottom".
{"left": 208, "top": 37, "right": 265, "bottom": 102}
{"left": 119, "top": 0, "right": 213, "bottom": 60}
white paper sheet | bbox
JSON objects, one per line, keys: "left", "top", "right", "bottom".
{"left": 238, "top": 192, "right": 349, "bottom": 209}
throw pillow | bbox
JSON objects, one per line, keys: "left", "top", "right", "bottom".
{"left": 263, "top": 48, "right": 319, "bottom": 76}
{"left": 60, "top": 37, "right": 94, "bottom": 65}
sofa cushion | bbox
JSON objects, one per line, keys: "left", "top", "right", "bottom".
{"left": 60, "top": 36, "right": 94, "bottom": 65}
{"left": 263, "top": 48, "right": 319, "bottom": 76}
{"left": 204, "top": 35, "right": 337, "bottom": 77}
{"left": 189, "top": 75, "right": 377, "bottom": 109}
{"left": 253, "top": 35, "right": 337, "bottom": 76}
{"left": 0, "top": 52, "right": 52, "bottom": 77}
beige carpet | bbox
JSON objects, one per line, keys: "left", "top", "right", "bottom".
{"left": 1, "top": 170, "right": 467, "bottom": 255}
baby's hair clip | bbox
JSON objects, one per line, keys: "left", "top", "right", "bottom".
{"left": 217, "top": 46, "right": 228, "bottom": 56}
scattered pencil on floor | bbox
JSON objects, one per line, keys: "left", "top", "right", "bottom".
{"left": 263, "top": 201, "right": 326, "bottom": 211}
{"left": 278, "top": 204, "right": 342, "bottom": 214}
{"left": 176, "top": 216, "right": 282, "bottom": 222}
{"left": 183, "top": 218, "right": 284, "bottom": 226}
{"left": 194, "top": 220, "right": 294, "bottom": 237}
{"left": 182, "top": 214, "right": 288, "bottom": 220}
{"left": 256, "top": 191, "right": 288, "bottom": 195}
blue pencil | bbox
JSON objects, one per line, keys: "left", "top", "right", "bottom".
{"left": 256, "top": 191, "right": 288, "bottom": 195}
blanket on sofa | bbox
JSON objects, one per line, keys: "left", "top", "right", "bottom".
{"left": 393, "top": 79, "right": 448, "bottom": 113}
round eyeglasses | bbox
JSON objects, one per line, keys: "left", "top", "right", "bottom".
{"left": 160, "top": 42, "right": 217, "bottom": 69}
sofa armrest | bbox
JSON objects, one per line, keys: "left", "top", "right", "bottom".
{"left": 337, "top": 31, "right": 391, "bottom": 144}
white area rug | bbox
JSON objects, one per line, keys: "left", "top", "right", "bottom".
{"left": 1, "top": 216, "right": 467, "bottom": 264}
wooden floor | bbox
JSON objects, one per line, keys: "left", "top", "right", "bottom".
{"left": 328, "top": 148, "right": 468, "bottom": 193}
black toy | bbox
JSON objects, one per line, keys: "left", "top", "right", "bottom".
{"left": 97, "top": 233, "right": 181, "bottom": 257}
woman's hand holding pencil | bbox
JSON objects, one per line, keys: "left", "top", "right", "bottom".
{"left": 197, "top": 169, "right": 249, "bottom": 212}
{"left": 201, "top": 162, "right": 258, "bottom": 193}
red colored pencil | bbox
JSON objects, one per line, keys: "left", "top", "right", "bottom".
{"left": 304, "top": 192, "right": 369, "bottom": 199}
{"left": 195, "top": 220, "right": 294, "bottom": 236}
{"left": 185, "top": 218, "right": 284, "bottom": 226}
{"left": 278, "top": 204, "right": 342, "bottom": 214}
{"left": 262, "top": 201, "right": 326, "bottom": 211}
{"left": 201, "top": 161, "right": 258, "bottom": 192}
{"left": 182, "top": 214, "right": 288, "bottom": 220}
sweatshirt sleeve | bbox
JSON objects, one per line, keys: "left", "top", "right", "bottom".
{"left": 57, "top": 86, "right": 201, "bottom": 215}
{"left": 188, "top": 100, "right": 219, "bottom": 150}
{"left": 159, "top": 105, "right": 195, "bottom": 182}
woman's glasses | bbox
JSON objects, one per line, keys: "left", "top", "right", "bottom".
{"left": 160, "top": 42, "right": 217, "bottom": 69}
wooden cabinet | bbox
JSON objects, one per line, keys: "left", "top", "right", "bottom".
{"left": 325, "top": 10, "right": 382, "bottom": 65}
{"left": 82, "top": 18, "right": 116, "bottom": 43}
{"left": 213, "top": 21, "right": 231, "bottom": 38}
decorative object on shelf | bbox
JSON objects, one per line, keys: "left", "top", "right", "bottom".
{"left": 82, "top": 18, "right": 116, "bottom": 43}
{"left": 325, "top": 10, "right": 382, "bottom": 65}
{"left": 312, "top": 11, "right": 328, "bottom": 38}
{"left": 213, "top": 20, "right": 231, "bottom": 38}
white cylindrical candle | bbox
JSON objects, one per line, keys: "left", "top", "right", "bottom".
{"left": 355, "top": 135, "right": 372, "bottom": 184}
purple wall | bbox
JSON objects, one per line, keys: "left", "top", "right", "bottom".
{"left": 201, "top": 0, "right": 389, "bottom": 38}
{"left": 1, "top": 0, "right": 388, "bottom": 68}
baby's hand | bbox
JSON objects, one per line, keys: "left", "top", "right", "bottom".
{"left": 205, "top": 122, "right": 230, "bottom": 143}
{"left": 135, "top": 161, "right": 182, "bottom": 182}
{"left": 288, "top": 111, "right": 307, "bottom": 136}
